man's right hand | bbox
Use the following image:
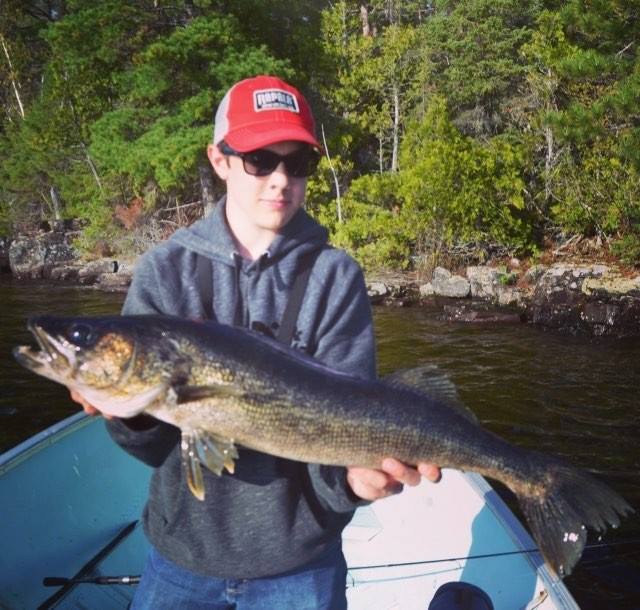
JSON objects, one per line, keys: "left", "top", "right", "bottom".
{"left": 70, "top": 390, "right": 112, "bottom": 419}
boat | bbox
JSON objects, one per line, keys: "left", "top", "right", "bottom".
{"left": 0, "top": 413, "right": 579, "bottom": 609}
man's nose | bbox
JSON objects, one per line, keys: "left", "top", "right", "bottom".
{"left": 269, "top": 161, "right": 291, "bottom": 184}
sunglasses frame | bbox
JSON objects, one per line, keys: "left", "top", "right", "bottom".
{"left": 219, "top": 142, "right": 321, "bottom": 178}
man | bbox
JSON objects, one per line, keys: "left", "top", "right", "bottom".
{"left": 74, "top": 75, "right": 439, "bottom": 609}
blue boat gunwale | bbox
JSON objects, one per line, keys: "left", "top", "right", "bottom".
{"left": 0, "top": 412, "right": 92, "bottom": 475}
{"left": 464, "top": 472, "right": 579, "bottom": 608}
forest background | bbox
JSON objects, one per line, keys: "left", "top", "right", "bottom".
{"left": 1, "top": 0, "right": 639, "bottom": 272}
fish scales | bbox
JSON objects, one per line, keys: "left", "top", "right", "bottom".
{"left": 13, "top": 314, "right": 634, "bottom": 578}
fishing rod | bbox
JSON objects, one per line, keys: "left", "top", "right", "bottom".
{"left": 348, "top": 538, "right": 640, "bottom": 571}
{"left": 41, "top": 538, "right": 640, "bottom": 590}
{"left": 43, "top": 575, "right": 140, "bottom": 586}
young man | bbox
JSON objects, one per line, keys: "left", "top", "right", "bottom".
{"left": 75, "top": 75, "right": 438, "bottom": 609}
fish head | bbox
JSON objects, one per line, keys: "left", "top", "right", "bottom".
{"left": 13, "top": 315, "right": 177, "bottom": 418}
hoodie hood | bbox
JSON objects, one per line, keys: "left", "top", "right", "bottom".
{"left": 169, "top": 197, "right": 329, "bottom": 267}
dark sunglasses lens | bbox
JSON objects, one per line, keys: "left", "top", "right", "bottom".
{"left": 243, "top": 149, "right": 320, "bottom": 177}
{"left": 243, "top": 150, "right": 281, "bottom": 176}
{"left": 285, "top": 150, "right": 320, "bottom": 177}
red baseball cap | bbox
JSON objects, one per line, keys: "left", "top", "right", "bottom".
{"left": 213, "top": 76, "right": 321, "bottom": 152}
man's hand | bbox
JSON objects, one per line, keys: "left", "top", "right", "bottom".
{"left": 346, "top": 458, "right": 441, "bottom": 502}
{"left": 70, "top": 390, "right": 112, "bottom": 419}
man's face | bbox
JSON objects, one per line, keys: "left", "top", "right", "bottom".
{"left": 209, "top": 140, "right": 308, "bottom": 240}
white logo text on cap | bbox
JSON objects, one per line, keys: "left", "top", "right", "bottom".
{"left": 254, "top": 89, "right": 299, "bottom": 113}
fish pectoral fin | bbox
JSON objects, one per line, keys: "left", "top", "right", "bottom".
{"left": 180, "top": 430, "right": 239, "bottom": 501}
{"left": 181, "top": 431, "right": 205, "bottom": 501}
{"left": 195, "top": 431, "right": 238, "bottom": 476}
{"left": 173, "top": 384, "right": 240, "bottom": 404}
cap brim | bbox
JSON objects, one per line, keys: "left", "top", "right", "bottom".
{"left": 224, "top": 124, "right": 321, "bottom": 153}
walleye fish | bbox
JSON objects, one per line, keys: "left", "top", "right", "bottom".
{"left": 14, "top": 315, "right": 633, "bottom": 577}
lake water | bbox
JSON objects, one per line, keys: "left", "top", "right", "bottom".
{"left": 1, "top": 277, "right": 638, "bottom": 608}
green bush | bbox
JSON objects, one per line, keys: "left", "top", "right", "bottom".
{"left": 551, "top": 142, "right": 640, "bottom": 240}
{"left": 398, "top": 98, "right": 534, "bottom": 257}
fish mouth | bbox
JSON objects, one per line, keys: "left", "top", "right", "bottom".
{"left": 13, "top": 320, "right": 78, "bottom": 381}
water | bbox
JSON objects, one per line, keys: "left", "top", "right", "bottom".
{"left": 0, "top": 279, "right": 124, "bottom": 451}
{"left": 1, "top": 278, "right": 638, "bottom": 607}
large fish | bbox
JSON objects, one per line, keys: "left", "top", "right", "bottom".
{"left": 14, "top": 315, "right": 633, "bottom": 577}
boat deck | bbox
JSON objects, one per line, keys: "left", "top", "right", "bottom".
{"left": 1, "top": 415, "right": 579, "bottom": 609}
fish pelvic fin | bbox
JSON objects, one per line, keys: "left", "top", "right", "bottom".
{"left": 518, "top": 460, "right": 634, "bottom": 577}
{"left": 181, "top": 430, "right": 239, "bottom": 501}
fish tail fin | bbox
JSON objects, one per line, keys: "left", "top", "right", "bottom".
{"left": 517, "top": 460, "right": 634, "bottom": 577}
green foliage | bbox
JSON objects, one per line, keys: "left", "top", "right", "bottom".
{"left": 422, "top": 0, "right": 538, "bottom": 119}
{"left": 326, "top": 173, "right": 413, "bottom": 270}
{"left": 398, "top": 98, "right": 533, "bottom": 255}
{"left": 319, "top": 2, "right": 426, "bottom": 171}
{"left": 91, "top": 13, "right": 292, "bottom": 200}
{"left": 1, "top": 0, "right": 639, "bottom": 271}
{"left": 551, "top": 141, "right": 640, "bottom": 240}
{"left": 611, "top": 234, "right": 640, "bottom": 268}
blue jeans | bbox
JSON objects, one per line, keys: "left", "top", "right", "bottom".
{"left": 130, "top": 545, "right": 348, "bottom": 610}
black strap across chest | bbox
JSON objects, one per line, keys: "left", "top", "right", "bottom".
{"left": 275, "top": 250, "right": 318, "bottom": 345}
{"left": 195, "top": 249, "right": 320, "bottom": 346}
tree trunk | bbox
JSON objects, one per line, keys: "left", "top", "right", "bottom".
{"left": 0, "top": 34, "right": 25, "bottom": 119}
{"left": 81, "top": 142, "right": 104, "bottom": 194}
{"left": 544, "top": 125, "right": 554, "bottom": 204}
{"left": 360, "top": 4, "right": 372, "bottom": 37}
{"left": 391, "top": 84, "right": 400, "bottom": 172}
{"left": 50, "top": 186, "right": 62, "bottom": 223}
{"left": 321, "top": 124, "right": 342, "bottom": 223}
{"left": 199, "top": 160, "right": 217, "bottom": 216}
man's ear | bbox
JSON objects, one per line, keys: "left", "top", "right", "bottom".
{"left": 208, "top": 143, "right": 229, "bottom": 181}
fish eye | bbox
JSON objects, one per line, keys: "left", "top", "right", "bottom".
{"left": 67, "top": 323, "right": 95, "bottom": 348}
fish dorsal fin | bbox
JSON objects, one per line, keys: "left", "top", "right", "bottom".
{"left": 383, "top": 365, "right": 479, "bottom": 424}
{"left": 181, "top": 430, "right": 239, "bottom": 501}
{"left": 174, "top": 384, "right": 241, "bottom": 404}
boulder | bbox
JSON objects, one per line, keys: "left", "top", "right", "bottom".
{"left": 419, "top": 282, "right": 435, "bottom": 297}
{"left": 442, "top": 302, "right": 523, "bottom": 324}
{"left": 0, "top": 237, "right": 11, "bottom": 272}
{"left": 527, "top": 264, "right": 640, "bottom": 337}
{"left": 431, "top": 267, "right": 470, "bottom": 298}
{"left": 94, "top": 261, "right": 134, "bottom": 293}
{"left": 9, "top": 233, "right": 75, "bottom": 279}
{"left": 78, "top": 258, "right": 120, "bottom": 284}
{"left": 467, "top": 266, "right": 501, "bottom": 299}
{"left": 367, "top": 282, "right": 390, "bottom": 304}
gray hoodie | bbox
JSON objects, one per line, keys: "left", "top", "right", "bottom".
{"left": 106, "top": 199, "right": 376, "bottom": 578}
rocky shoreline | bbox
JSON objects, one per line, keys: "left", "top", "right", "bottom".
{"left": 2, "top": 230, "right": 639, "bottom": 337}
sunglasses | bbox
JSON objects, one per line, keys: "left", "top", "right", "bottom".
{"left": 219, "top": 142, "right": 321, "bottom": 178}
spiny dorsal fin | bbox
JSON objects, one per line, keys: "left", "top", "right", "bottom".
{"left": 181, "top": 430, "right": 239, "bottom": 501}
{"left": 383, "top": 365, "right": 478, "bottom": 424}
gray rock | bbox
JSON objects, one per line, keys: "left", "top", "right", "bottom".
{"left": 78, "top": 258, "right": 120, "bottom": 284}
{"left": 49, "top": 264, "right": 81, "bottom": 282}
{"left": 367, "top": 282, "right": 390, "bottom": 298}
{"left": 95, "top": 272, "right": 132, "bottom": 292}
{"left": 524, "top": 264, "right": 547, "bottom": 284}
{"left": 528, "top": 264, "right": 640, "bottom": 336}
{"left": 0, "top": 236, "right": 12, "bottom": 272}
{"left": 419, "top": 282, "right": 434, "bottom": 297}
{"left": 467, "top": 266, "right": 501, "bottom": 299}
{"left": 432, "top": 267, "right": 470, "bottom": 298}
{"left": 496, "top": 286, "right": 526, "bottom": 307}
{"left": 9, "top": 233, "right": 75, "bottom": 279}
